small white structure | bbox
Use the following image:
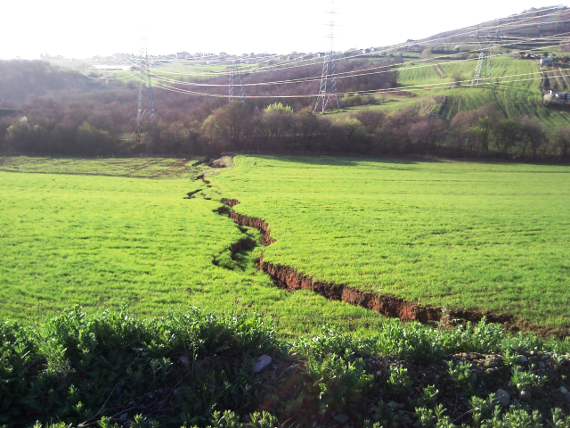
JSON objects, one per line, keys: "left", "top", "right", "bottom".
{"left": 544, "top": 90, "right": 569, "bottom": 103}
{"left": 540, "top": 57, "right": 554, "bottom": 66}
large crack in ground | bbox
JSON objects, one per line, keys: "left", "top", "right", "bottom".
{"left": 194, "top": 165, "right": 566, "bottom": 338}
{"left": 212, "top": 198, "right": 567, "bottom": 338}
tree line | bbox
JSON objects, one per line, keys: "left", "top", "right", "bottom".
{"left": 1, "top": 60, "right": 569, "bottom": 160}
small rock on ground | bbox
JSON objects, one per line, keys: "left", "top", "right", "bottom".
{"left": 254, "top": 355, "right": 272, "bottom": 373}
{"left": 333, "top": 414, "right": 350, "bottom": 424}
{"left": 561, "top": 386, "right": 569, "bottom": 394}
{"left": 496, "top": 389, "right": 510, "bottom": 406}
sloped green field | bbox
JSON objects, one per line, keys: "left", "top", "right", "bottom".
{"left": 0, "top": 160, "right": 390, "bottom": 336}
{"left": 3, "top": 155, "right": 570, "bottom": 333}
{"left": 358, "top": 56, "right": 570, "bottom": 129}
{"left": 209, "top": 155, "right": 570, "bottom": 330}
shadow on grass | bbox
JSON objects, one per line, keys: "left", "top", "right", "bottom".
{"left": 247, "top": 153, "right": 443, "bottom": 167}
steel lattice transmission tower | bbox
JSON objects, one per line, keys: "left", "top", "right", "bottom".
{"left": 229, "top": 60, "right": 245, "bottom": 103}
{"left": 472, "top": 28, "right": 500, "bottom": 86}
{"left": 313, "top": 2, "right": 340, "bottom": 114}
{"left": 136, "top": 31, "right": 156, "bottom": 141}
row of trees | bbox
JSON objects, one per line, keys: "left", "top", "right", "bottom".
{"left": 1, "top": 60, "right": 570, "bottom": 160}
{"left": 5, "top": 98, "right": 569, "bottom": 160}
{"left": 451, "top": 104, "right": 570, "bottom": 159}
{"left": 189, "top": 101, "right": 570, "bottom": 159}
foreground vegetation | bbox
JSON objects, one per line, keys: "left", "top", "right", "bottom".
{"left": 2, "top": 308, "right": 570, "bottom": 428}
{"left": 208, "top": 155, "right": 570, "bottom": 331}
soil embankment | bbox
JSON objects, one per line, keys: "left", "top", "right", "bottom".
{"left": 229, "top": 211, "right": 275, "bottom": 246}
{"left": 218, "top": 198, "right": 566, "bottom": 338}
{"left": 258, "top": 257, "right": 515, "bottom": 325}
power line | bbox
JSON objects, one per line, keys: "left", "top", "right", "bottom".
{"left": 154, "top": 67, "right": 570, "bottom": 100}
{"left": 118, "top": 10, "right": 570, "bottom": 90}
{"left": 81, "top": 4, "right": 570, "bottom": 91}
{"left": 472, "top": 27, "right": 500, "bottom": 86}
{"left": 136, "top": 30, "right": 156, "bottom": 142}
{"left": 127, "top": 31, "right": 570, "bottom": 94}
{"left": 229, "top": 60, "right": 245, "bottom": 102}
{"left": 82, "top": 8, "right": 570, "bottom": 103}
{"left": 314, "top": 1, "right": 340, "bottom": 113}
{"left": 127, "top": 6, "right": 570, "bottom": 80}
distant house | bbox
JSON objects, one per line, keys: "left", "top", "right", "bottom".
{"left": 544, "top": 90, "right": 569, "bottom": 103}
{"left": 541, "top": 57, "right": 554, "bottom": 66}
{"left": 176, "top": 52, "right": 191, "bottom": 59}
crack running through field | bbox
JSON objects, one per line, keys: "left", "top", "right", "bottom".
{"left": 194, "top": 166, "right": 566, "bottom": 338}
{"left": 210, "top": 197, "right": 570, "bottom": 338}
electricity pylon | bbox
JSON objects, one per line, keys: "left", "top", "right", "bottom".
{"left": 229, "top": 60, "right": 245, "bottom": 102}
{"left": 314, "top": 1, "right": 340, "bottom": 113}
{"left": 472, "top": 28, "right": 499, "bottom": 86}
{"left": 136, "top": 31, "right": 156, "bottom": 141}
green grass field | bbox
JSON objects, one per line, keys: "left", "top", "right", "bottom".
{"left": 0, "top": 158, "right": 389, "bottom": 336}
{"left": 346, "top": 56, "right": 570, "bottom": 130}
{"left": 3, "top": 155, "right": 570, "bottom": 333}
{"left": 0, "top": 156, "right": 203, "bottom": 178}
{"left": 208, "top": 155, "right": 570, "bottom": 330}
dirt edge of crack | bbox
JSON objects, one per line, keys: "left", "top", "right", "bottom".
{"left": 197, "top": 173, "right": 212, "bottom": 188}
{"left": 229, "top": 210, "right": 276, "bottom": 246}
{"left": 219, "top": 199, "right": 567, "bottom": 339}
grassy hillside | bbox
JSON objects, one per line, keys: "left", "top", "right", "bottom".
{"left": 208, "top": 155, "right": 570, "bottom": 330}
{"left": 0, "top": 158, "right": 389, "bottom": 336}
{"left": 0, "top": 156, "right": 205, "bottom": 178}
{"left": 345, "top": 55, "right": 570, "bottom": 130}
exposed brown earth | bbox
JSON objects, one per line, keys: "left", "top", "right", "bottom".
{"left": 185, "top": 189, "right": 203, "bottom": 199}
{"left": 211, "top": 156, "right": 234, "bottom": 168}
{"left": 197, "top": 173, "right": 212, "bottom": 188}
{"left": 230, "top": 237, "right": 256, "bottom": 256}
{"left": 221, "top": 198, "right": 240, "bottom": 207}
{"left": 228, "top": 208, "right": 276, "bottom": 246}
{"left": 258, "top": 257, "right": 514, "bottom": 325}
{"left": 219, "top": 198, "right": 568, "bottom": 338}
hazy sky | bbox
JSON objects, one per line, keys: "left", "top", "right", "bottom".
{"left": 1, "top": 0, "right": 567, "bottom": 60}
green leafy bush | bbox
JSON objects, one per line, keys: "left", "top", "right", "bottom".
{"left": 479, "top": 405, "right": 543, "bottom": 428}
{"left": 511, "top": 364, "right": 547, "bottom": 390}
{"left": 386, "top": 366, "right": 412, "bottom": 395}
{"left": 0, "top": 307, "right": 281, "bottom": 427}
{"left": 447, "top": 360, "right": 476, "bottom": 394}
{"left": 307, "top": 353, "right": 373, "bottom": 414}
{"left": 2, "top": 309, "right": 570, "bottom": 428}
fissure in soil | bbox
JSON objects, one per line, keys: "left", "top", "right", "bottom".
{"left": 214, "top": 198, "right": 568, "bottom": 338}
